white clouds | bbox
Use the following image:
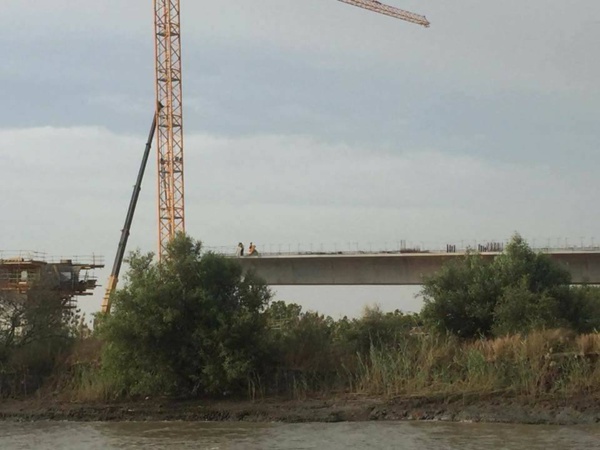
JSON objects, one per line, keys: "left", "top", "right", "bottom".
{"left": 1, "top": 125, "right": 595, "bottom": 252}
{"left": 185, "top": 131, "right": 580, "bottom": 215}
{"left": 84, "top": 94, "right": 149, "bottom": 117}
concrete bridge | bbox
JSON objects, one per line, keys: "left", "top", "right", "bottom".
{"left": 237, "top": 251, "right": 600, "bottom": 285}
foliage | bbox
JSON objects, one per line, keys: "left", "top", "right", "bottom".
{"left": 335, "top": 305, "right": 421, "bottom": 354}
{"left": 86, "top": 240, "right": 428, "bottom": 400}
{"left": 259, "top": 302, "right": 422, "bottom": 395}
{"left": 420, "top": 251, "right": 500, "bottom": 338}
{"left": 567, "top": 286, "right": 600, "bottom": 333}
{"left": 98, "top": 233, "right": 272, "bottom": 397}
{"left": 421, "top": 234, "right": 600, "bottom": 338}
{"left": 0, "top": 279, "right": 83, "bottom": 397}
{"left": 353, "top": 329, "right": 600, "bottom": 397}
{"left": 9, "top": 230, "right": 600, "bottom": 402}
{"left": 51, "top": 232, "right": 600, "bottom": 401}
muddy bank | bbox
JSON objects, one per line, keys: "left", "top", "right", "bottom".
{"left": 1, "top": 393, "right": 599, "bottom": 425}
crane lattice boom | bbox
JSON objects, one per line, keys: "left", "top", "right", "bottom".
{"left": 154, "top": 0, "right": 185, "bottom": 259}
{"left": 337, "top": 0, "right": 429, "bottom": 27}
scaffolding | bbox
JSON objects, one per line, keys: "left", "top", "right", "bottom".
{"left": 0, "top": 252, "right": 104, "bottom": 308}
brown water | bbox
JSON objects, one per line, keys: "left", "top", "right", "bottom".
{"left": 0, "top": 421, "right": 599, "bottom": 449}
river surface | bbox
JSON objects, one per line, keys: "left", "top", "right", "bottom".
{"left": 0, "top": 421, "right": 599, "bottom": 449}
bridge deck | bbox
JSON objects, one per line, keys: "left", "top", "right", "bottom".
{"left": 236, "top": 251, "right": 600, "bottom": 285}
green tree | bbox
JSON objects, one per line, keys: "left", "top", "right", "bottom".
{"left": 421, "top": 234, "right": 595, "bottom": 338}
{"left": 491, "top": 280, "right": 565, "bottom": 336}
{"left": 566, "top": 285, "right": 600, "bottom": 333}
{"left": 99, "top": 234, "right": 272, "bottom": 397}
{"left": 0, "top": 279, "right": 80, "bottom": 397}
{"left": 421, "top": 251, "right": 500, "bottom": 338}
{"left": 493, "top": 235, "right": 571, "bottom": 293}
{"left": 264, "top": 301, "right": 335, "bottom": 376}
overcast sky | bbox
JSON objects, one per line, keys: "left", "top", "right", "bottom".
{"left": 2, "top": 1, "right": 599, "bottom": 318}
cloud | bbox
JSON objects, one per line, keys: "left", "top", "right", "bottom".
{"left": 3, "top": 1, "right": 600, "bottom": 155}
{"left": 2, "top": 125, "right": 596, "bottom": 250}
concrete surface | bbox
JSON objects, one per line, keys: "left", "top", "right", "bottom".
{"left": 237, "top": 251, "right": 600, "bottom": 285}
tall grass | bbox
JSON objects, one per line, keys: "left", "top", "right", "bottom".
{"left": 353, "top": 330, "right": 600, "bottom": 398}
{"left": 47, "top": 337, "right": 117, "bottom": 402}
{"left": 46, "top": 330, "right": 600, "bottom": 402}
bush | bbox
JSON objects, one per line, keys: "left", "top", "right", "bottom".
{"left": 420, "top": 251, "right": 500, "bottom": 338}
{"left": 421, "top": 234, "right": 600, "bottom": 338}
{"left": 98, "top": 234, "right": 272, "bottom": 397}
{"left": 0, "top": 281, "right": 82, "bottom": 397}
{"left": 334, "top": 305, "right": 421, "bottom": 354}
{"left": 492, "top": 281, "right": 565, "bottom": 336}
{"left": 567, "top": 286, "right": 600, "bottom": 333}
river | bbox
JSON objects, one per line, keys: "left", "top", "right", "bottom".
{"left": 0, "top": 421, "right": 599, "bottom": 449}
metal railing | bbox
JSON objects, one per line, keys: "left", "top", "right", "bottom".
{"left": 0, "top": 251, "right": 105, "bottom": 267}
{"left": 203, "top": 237, "right": 600, "bottom": 258}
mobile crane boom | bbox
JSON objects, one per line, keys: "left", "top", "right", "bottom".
{"left": 101, "top": 108, "right": 160, "bottom": 314}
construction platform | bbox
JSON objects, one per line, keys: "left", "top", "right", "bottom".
{"left": 0, "top": 251, "right": 104, "bottom": 306}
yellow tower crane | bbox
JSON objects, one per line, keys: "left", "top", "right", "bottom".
{"left": 101, "top": 0, "right": 428, "bottom": 314}
{"left": 152, "top": 0, "right": 429, "bottom": 260}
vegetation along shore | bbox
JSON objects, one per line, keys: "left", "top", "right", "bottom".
{"left": 1, "top": 234, "right": 599, "bottom": 424}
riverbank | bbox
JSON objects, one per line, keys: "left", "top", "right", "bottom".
{"left": 1, "top": 392, "right": 599, "bottom": 425}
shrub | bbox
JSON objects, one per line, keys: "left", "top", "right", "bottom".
{"left": 98, "top": 233, "right": 272, "bottom": 397}
{"left": 421, "top": 234, "right": 600, "bottom": 338}
{"left": 0, "top": 281, "right": 82, "bottom": 397}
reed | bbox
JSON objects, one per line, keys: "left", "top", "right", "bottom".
{"left": 353, "top": 330, "right": 600, "bottom": 398}
{"left": 47, "top": 329, "right": 600, "bottom": 402}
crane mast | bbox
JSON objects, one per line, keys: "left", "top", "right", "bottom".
{"left": 154, "top": 0, "right": 185, "bottom": 259}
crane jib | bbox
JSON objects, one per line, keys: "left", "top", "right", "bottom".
{"left": 336, "top": 0, "right": 430, "bottom": 27}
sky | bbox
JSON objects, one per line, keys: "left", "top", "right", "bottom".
{"left": 1, "top": 1, "right": 599, "bottom": 319}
